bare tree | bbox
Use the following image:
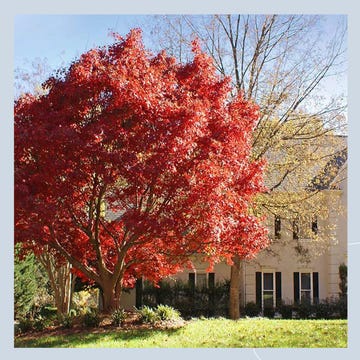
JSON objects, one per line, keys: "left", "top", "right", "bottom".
{"left": 145, "top": 14, "right": 347, "bottom": 319}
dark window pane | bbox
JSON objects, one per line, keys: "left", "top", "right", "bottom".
{"left": 312, "top": 218, "right": 318, "bottom": 234}
{"left": 263, "top": 291, "right": 274, "bottom": 308}
{"left": 263, "top": 273, "right": 274, "bottom": 290}
{"left": 197, "top": 273, "right": 207, "bottom": 288}
{"left": 301, "top": 290, "right": 311, "bottom": 303}
{"left": 275, "top": 216, "right": 281, "bottom": 238}
{"left": 293, "top": 219, "right": 299, "bottom": 240}
{"left": 301, "top": 273, "right": 311, "bottom": 290}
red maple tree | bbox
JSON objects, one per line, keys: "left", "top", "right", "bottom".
{"left": 15, "top": 29, "right": 269, "bottom": 312}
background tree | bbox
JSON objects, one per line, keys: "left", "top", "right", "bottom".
{"left": 14, "top": 245, "right": 49, "bottom": 319}
{"left": 15, "top": 59, "right": 77, "bottom": 319}
{"left": 15, "top": 29, "right": 268, "bottom": 313}
{"left": 145, "top": 14, "right": 347, "bottom": 319}
{"left": 37, "top": 249, "right": 75, "bottom": 319}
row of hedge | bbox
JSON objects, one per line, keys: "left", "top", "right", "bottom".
{"left": 241, "top": 297, "right": 347, "bottom": 319}
{"left": 142, "top": 280, "right": 347, "bottom": 320}
{"left": 142, "top": 280, "right": 230, "bottom": 318}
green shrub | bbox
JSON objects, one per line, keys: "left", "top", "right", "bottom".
{"left": 336, "top": 296, "right": 347, "bottom": 319}
{"left": 137, "top": 306, "right": 159, "bottom": 324}
{"left": 313, "top": 300, "right": 333, "bottom": 319}
{"left": 327, "top": 296, "right": 347, "bottom": 319}
{"left": 142, "top": 279, "right": 230, "bottom": 318}
{"left": 17, "top": 318, "right": 33, "bottom": 334}
{"left": 263, "top": 307, "right": 276, "bottom": 318}
{"left": 243, "top": 302, "right": 260, "bottom": 317}
{"left": 295, "top": 301, "right": 314, "bottom": 319}
{"left": 39, "top": 305, "right": 58, "bottom": 320}
{"left": 61, "top": 314, "right": 75, "bottom": 329}
{"left": 277, "top": 304, "right": 293, "bottom": 319}
{"left": 33, "top": 317, "right": 46, "bottom": 331}
{"left": 155, "top": 304, "right": 181, "bottom": 321}
{"left": 83, "top": 309, "right": 100, "bottom": 328}
{"left": 111, "top": 309, "right": 127, "bottom": 327}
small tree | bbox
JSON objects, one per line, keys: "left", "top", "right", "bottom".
{"left": 14, "top": 245, "right": 48, "bottom": 319}
{"left": 37, "top": 249, "right": 75, "bottom": 319}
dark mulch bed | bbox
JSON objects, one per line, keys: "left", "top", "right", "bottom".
{"left": 15, "top": 310, "right": 186, "bottom": 340}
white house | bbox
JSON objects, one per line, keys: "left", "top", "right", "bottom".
{"left": 120, "top": 141, "right": 347, "bottom": 311}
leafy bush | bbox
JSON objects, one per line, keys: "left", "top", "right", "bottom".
{"left": 17, "top": 318, "right": 33, "bottom": 334}
{"left": 336, "top": 296, "right": 347, "bottom": 319}
{"left": 155, "top": 304, "right": 181, "bottom": 322}
{"left": 33, "top": 316, "right": 46, "bottom": 331}
{"left": 137, "top": 305, "right": 182, "bottom": 324}
{"left": 137, "top": 306, "right": 159, "bottom": 324}
{"left": 39, "top": 305, "right": 58, "bottom": 320}
{"left": 61, "top": 313, "right": 75, "bottom": 329}
{"left": 243, "top": 302, "right": 261, "bottom": 317}
{"left": 72, "top": 289, "right": 99, "bottom": 315}
{"left": 277, "top": 304, "right": 293, "bottom": 319}
{"left": 111, "top": 309, "right": 127, "bottom": 327}
{"left": 142, "top": 279, "right": 230, "bottom": 318}
{"left": 313, "top": 300, "right": 333, "bottom": 319}
{"left": 316, "top": 296, "right": 347, "bottom": 319}
{"left": 294, "top": 301, "right": 314, "bottom": 319}
{"left": 263, "top": 307, "right": 276, "bottom": 318}
{"left": 83, "top": 309, "right": 100, "bottom": 328}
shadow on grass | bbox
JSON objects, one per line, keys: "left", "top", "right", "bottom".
{"left": 15, "top": 327, "right": 183, "bottom": 348}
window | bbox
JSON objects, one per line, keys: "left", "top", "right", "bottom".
{"left": 256, "top": 272, "right": 282, "bottom": 309}
{"left": 263, "top": 273, "right": 275, "bottom": 308}
{"left": 311, "top": 217, "right": 318, "bottom": 234}
{"left": 300, "top": 273, "right": 311, "bottom": 302}
{"left": 196, "top": 273, "right": 207, "bottom": 288}
{"left": 189, "top": 272, "right": 215, "bottom": 288}
{"left": 293, "top": 217, "right": 319, "bottom": 240}
{"left": 293, "top": 272, "right": 319, "bottom": 304}
{"left": 275, "top": 216, "right": 281, "bottom": 239}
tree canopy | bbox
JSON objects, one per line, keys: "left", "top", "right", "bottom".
{"left": 15, "top": 29, "right": 268, "bottom": 312}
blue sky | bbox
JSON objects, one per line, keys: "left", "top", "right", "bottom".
{"left": 14, "top": 14, "right": 347, "bottom": 101}
{"left": 15, "top": 14, "right": 346, "bottom": 69}
{"left": 15, "top": 15, "right": 148, "bottom": 70}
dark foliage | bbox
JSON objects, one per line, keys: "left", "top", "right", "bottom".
{"left": 142, "top": 280, "right": 230, "bottom": 318}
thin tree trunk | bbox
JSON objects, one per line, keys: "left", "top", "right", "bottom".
{"left": 229, "top": 255, "right": 241, "bottom": 320}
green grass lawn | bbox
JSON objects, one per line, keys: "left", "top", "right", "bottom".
{"left": 14, "top": 318, "right": 347, "bottom": 348}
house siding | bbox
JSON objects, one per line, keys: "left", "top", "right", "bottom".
{"left": 119, "top": 165, "right": 347, "bottom": 310}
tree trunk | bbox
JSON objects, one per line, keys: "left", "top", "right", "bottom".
{"left": 229, "top": 255, "right": 241, "bottom": 319}
{"left": 37, "top": 252, "right": 74, "bottom": 319}
{"left": 100, "top": 281, "right": 122, "bottom": 313}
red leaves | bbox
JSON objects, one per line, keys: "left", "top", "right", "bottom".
{"left": 15, "top": 29, "right": 268, "bottom": 291}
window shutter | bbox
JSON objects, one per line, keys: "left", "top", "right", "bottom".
{"left": 135, "top": 277, "right": 143, "bottom": 308}
{"left": 208, "top": 273, "right": 215, "bottom": 316}
{"left": 313, "top": 272, "right": 319, "bottom": 303}
{"left": 294, "top": 272, "right": 300, "bottom": 303}
{"left": 256, "top": 272, "right": 262, "bottom": 307}
{"left": 208, "top": 272, "right": 215, "bottom": 289}
{"left": 276, "top": 272, "right": 282, "bottom": 307}
{"left": 188, "top": 273, "right": 195, "bottom": 289}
